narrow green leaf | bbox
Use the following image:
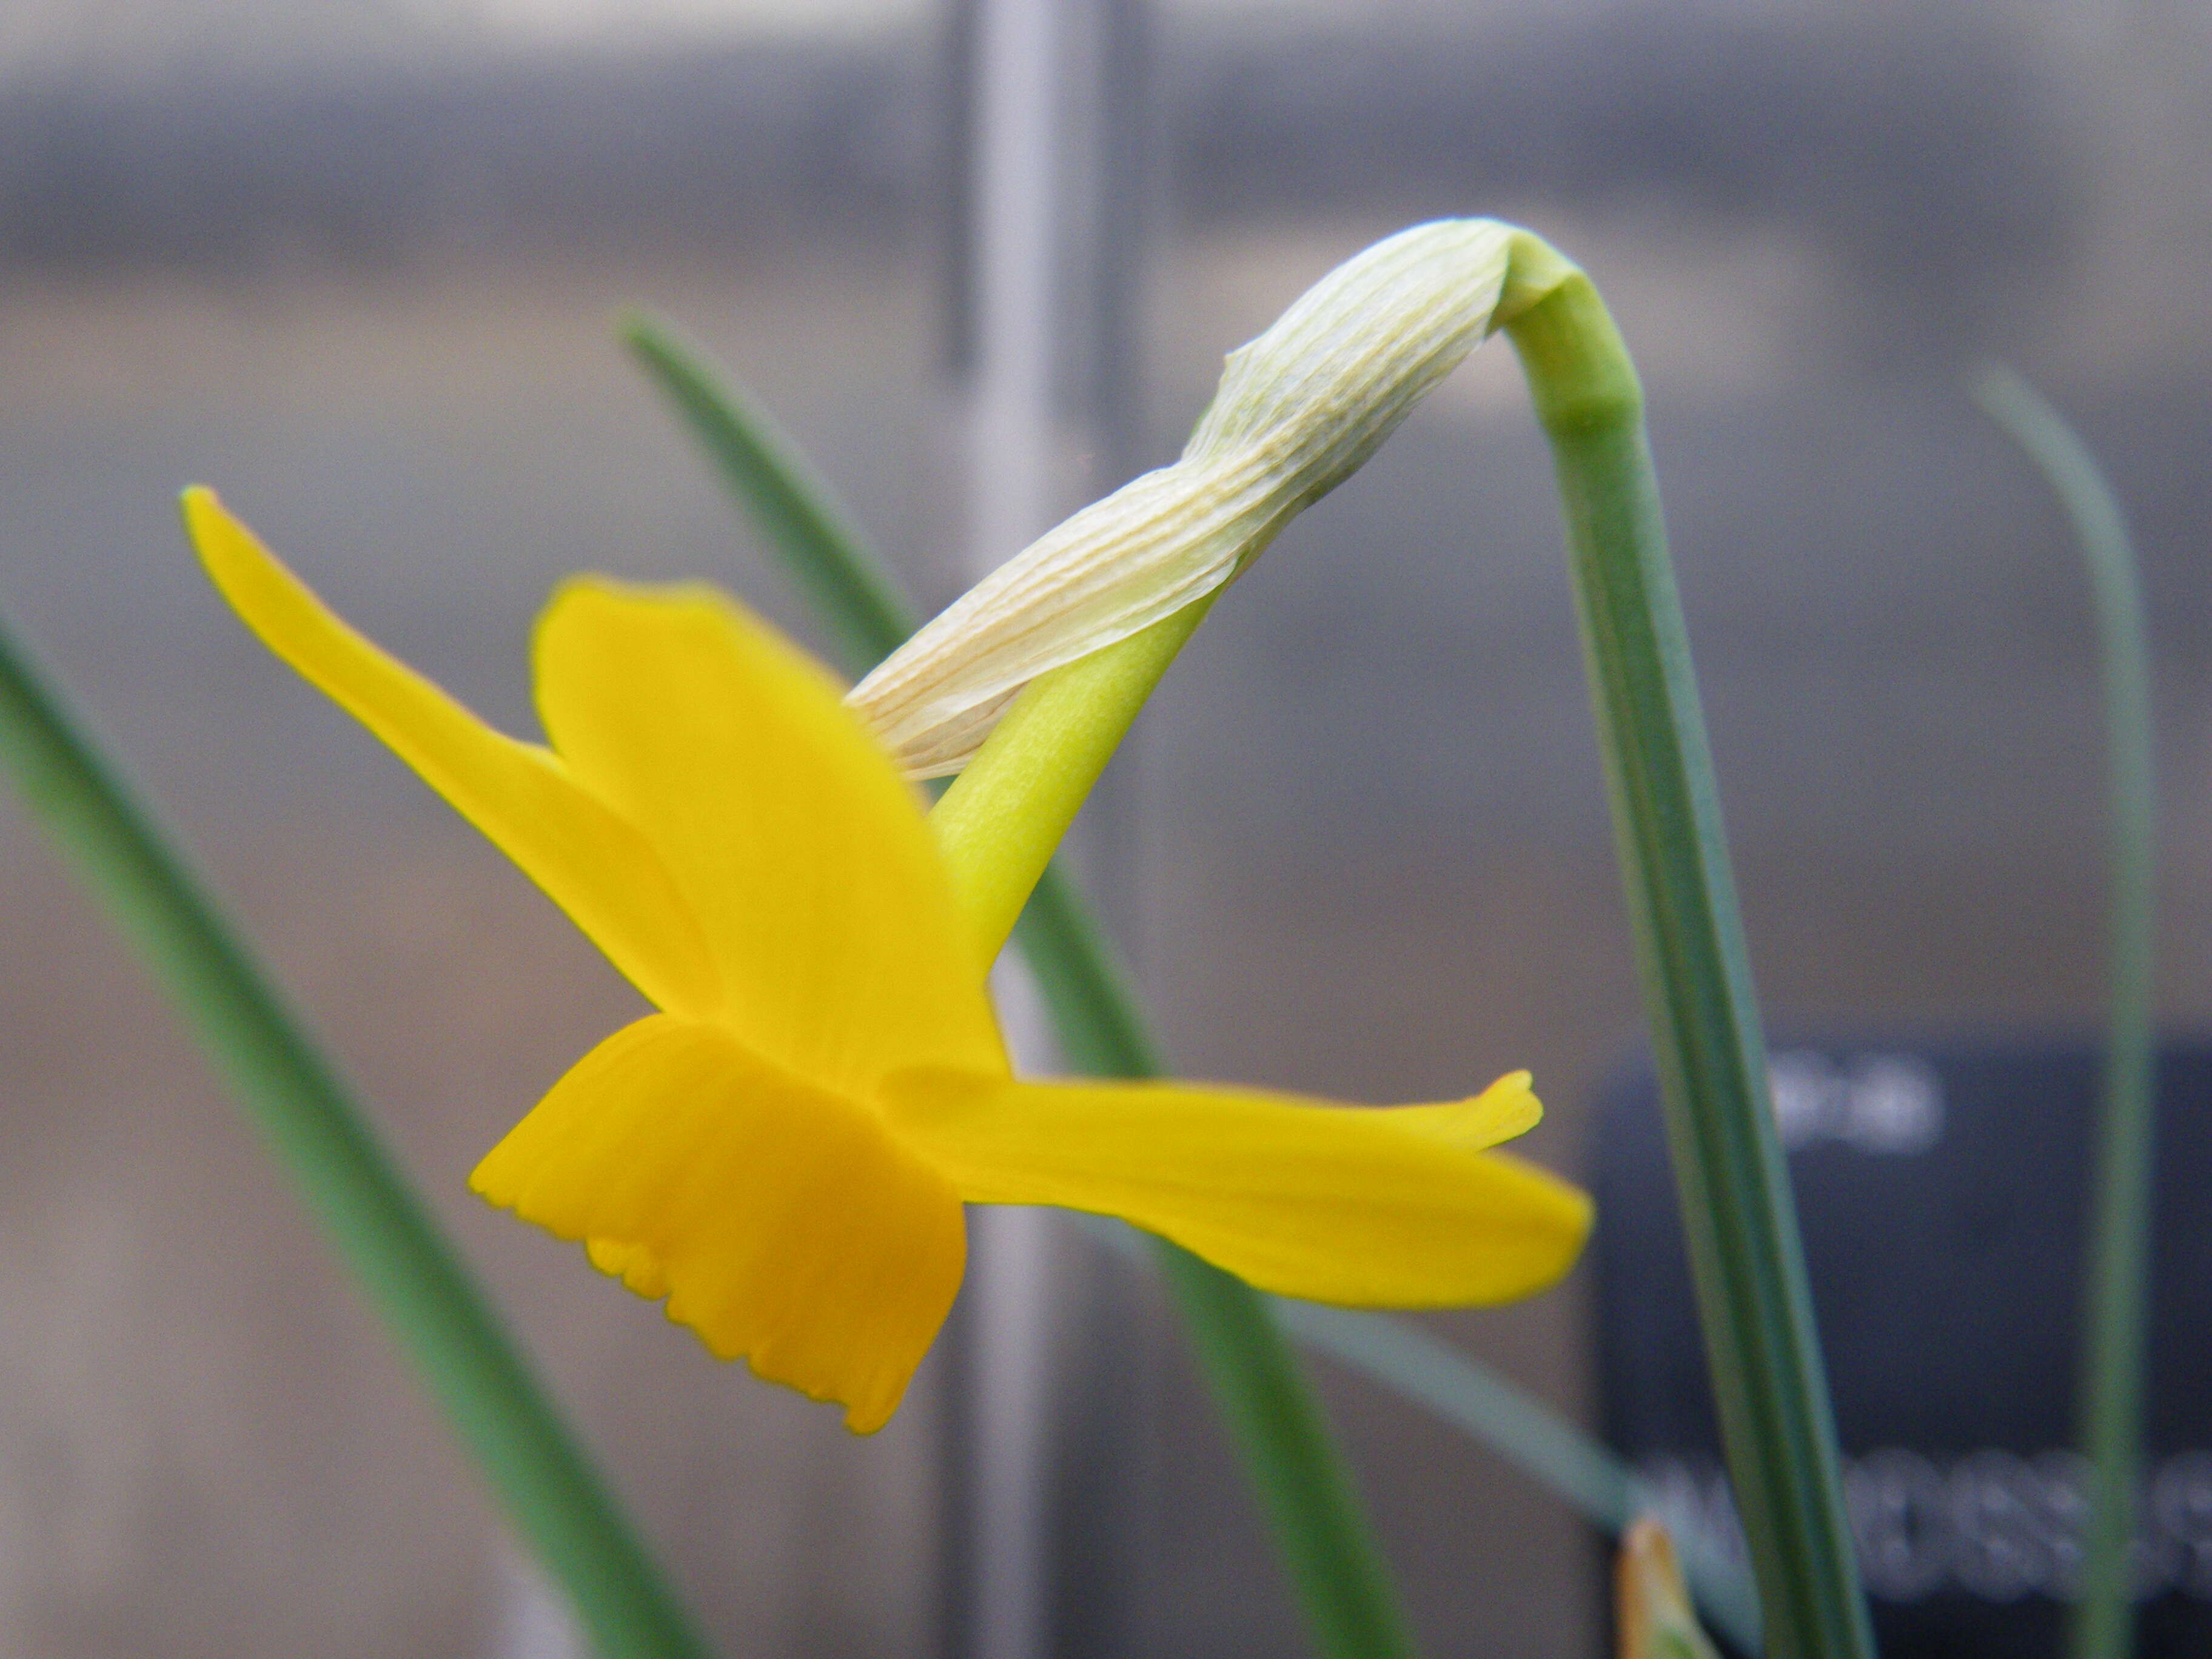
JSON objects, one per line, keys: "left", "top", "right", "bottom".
{"left": 0, "top": 608, "right": 711, "bottom": 1659}
{"left": 1503, "top": 272, "right": 1874, "bottom": 1659}
{"left": 1971, "top": 365, "right": 2157, "bottom": 1659}
{"left": 1274, "top": 1301, "right": 1762, "bottom": 1654}
{"left": 622, "top": 313, "right": 914, "bottom": 672}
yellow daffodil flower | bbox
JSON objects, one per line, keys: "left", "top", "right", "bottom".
{"left": 184, "top": 486, "right": 1591, "bottom": 1433}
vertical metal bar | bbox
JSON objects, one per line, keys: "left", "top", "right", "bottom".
{"left": 956, "top": 4, "right": 1162, "bottom": 1655}
{"left": 972, "top": 0, "right": 1062, "bottom": 571}
{"left": 967, "top": 2, "right": 1067, "bottom": 1657}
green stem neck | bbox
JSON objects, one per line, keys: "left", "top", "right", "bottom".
{"left": 1506, "top": 273, "right": 1872, "bottom": 1659}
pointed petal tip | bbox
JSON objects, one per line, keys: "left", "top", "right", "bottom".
{"left": 896, "top": 1068, "right": 1592, "bottom": 1309}
{"left": 465, "top": 1146, "right": 521, "bottom": 1210}
{"left": 1366, "top": 1154, "right": 1594, "bottom": 1308}
{"left": 178, "top": 483, "right": 247, "bottom": 563}
{"left": 1525, "top": 1166, "right": 1597, "bottom": 1285}
{"left": 179, "top": 487, "right": 266, "bottom": 578}
{"left": 1472, "top": 1159, "right": 1597, "bottom": 1303}
{"left": 1487, "top": 1068, "right": 1542, "bottom": 1125}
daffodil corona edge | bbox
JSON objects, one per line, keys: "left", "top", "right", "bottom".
{"left": 183, "top": 485, "right": 1591, "bottom": 1432}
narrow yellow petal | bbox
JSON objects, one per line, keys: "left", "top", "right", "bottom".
{"left": 183, "top": 488, "right": 718, "bottom": 1019}
{"left": 474, "top": 1015, "right": 967, "bottom": 1433}
{"left": 530, "top": 579, "right": 1005, "bottom": 1093}
{"left": 885, "top": 1068, "right": 1590, "bottom": 1307}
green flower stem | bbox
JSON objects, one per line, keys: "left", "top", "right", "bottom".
{"left": 0, "top": 612, "right": 709, "bottom": 1659}
{"left": 1503, "top": 271, "right": 1872, "bottom": 1659}
{"left": 626, "top": 320, "right": 1416, "bottom": 1659}
{"left": 1971, "top": 366, "right": 2157, "bottom": 1659}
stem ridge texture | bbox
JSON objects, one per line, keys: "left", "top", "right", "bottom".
{"left": 1507, "top": 275, "right": 1873, "bottom": 1659}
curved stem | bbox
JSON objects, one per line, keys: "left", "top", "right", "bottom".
{"left": 1971, "top": 366, "right": 2157, "bottom": 1659}
{"left": 1504, "top": 273, "right": 1872, "bottom": 1659}
{"left": 0, "top": 612, "right": 711, "bottom": 1659}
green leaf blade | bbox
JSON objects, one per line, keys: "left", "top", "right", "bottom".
{"left": 0, "top": 602, "right": 713, "bottom": 1659}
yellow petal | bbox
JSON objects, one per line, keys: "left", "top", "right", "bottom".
{"left": 530, "top": 579, "right": 1004, "bottom": 1093}
{"left": 1356, "top": 1067, "right": 1543, "bottom": 1152}
{"left": 885, "top": 1068, "right": 1591, "bottom": 1307}
{"left": 183, "top": 488, "right": 718, "bottom": 1019}
{"left": 586, "top": 1236, "right": 671, "bottom": 1299}
{"left": 473, "top": 1014, "right": 967, "bottom": 1433}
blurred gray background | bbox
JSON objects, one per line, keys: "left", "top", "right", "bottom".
{"left": 0, "top": 1, "right": 2208, "bottom": 1655}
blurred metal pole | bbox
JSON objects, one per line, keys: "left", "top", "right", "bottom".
{"left": 967, "top": 4, "right": 1071, "bottom": 1659}
{"left": 946, "top": 1, "right": 1158, "bottom": 1657}
{"left": 971, "top": 0, "right": 1062, "bottom": 572}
